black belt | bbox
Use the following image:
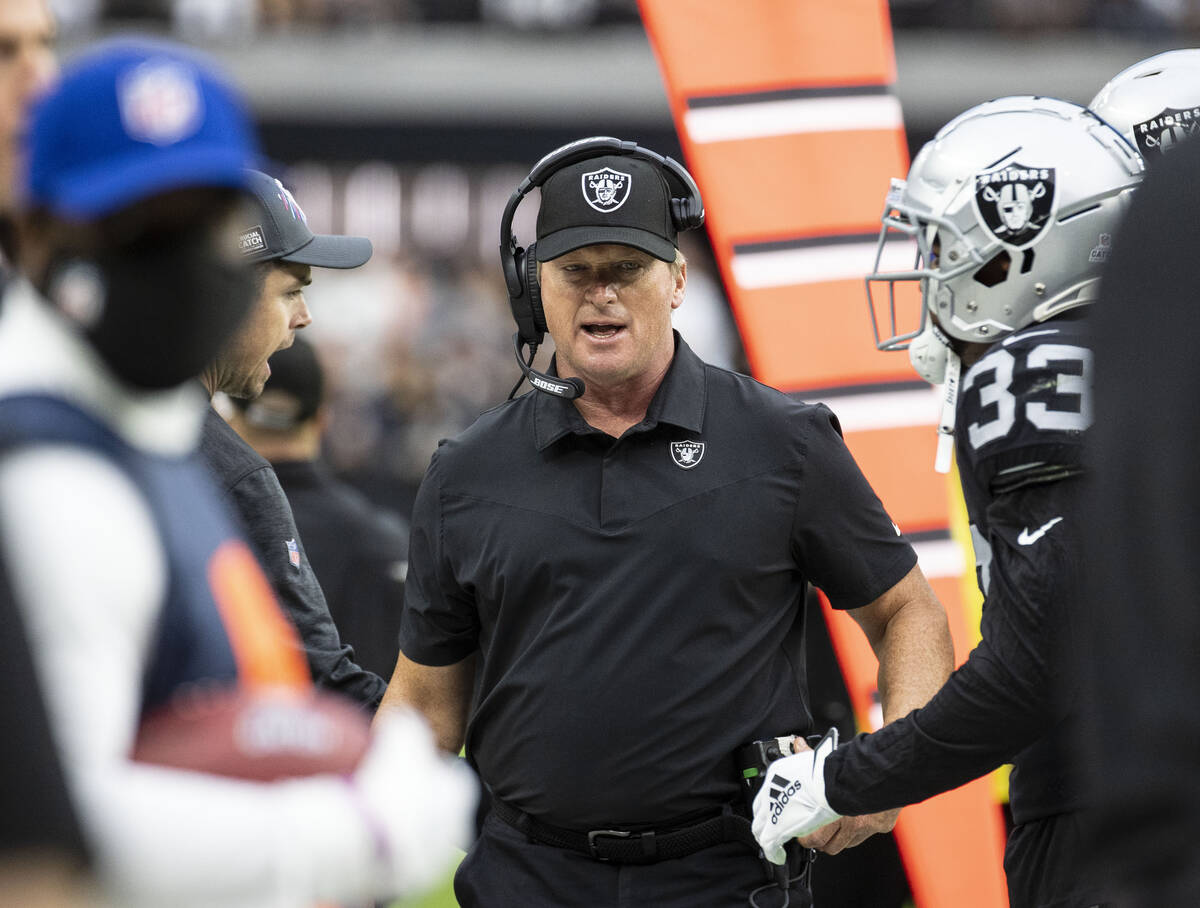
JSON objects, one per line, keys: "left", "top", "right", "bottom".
{"left": 490, "top": 797, "right": 761, "bottom": 865}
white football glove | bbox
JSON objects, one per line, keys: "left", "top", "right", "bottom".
{"left": 750, "top": 728, "right": 842, "bottom": 865}
{"left": 350, "top": 708, "right": 479, "bottom": 899}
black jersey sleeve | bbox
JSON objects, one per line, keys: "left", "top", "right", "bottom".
{"left": 823, "top": 477, "right": 1082, "bottom": 816}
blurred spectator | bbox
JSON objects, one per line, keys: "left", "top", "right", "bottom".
{"left": 228, "top": 336, "right": 410, "bottom": 680}
{"left": 0, "top": 0, "right": 56, "bottom": 271}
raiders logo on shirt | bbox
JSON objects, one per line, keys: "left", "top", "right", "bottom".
{"left": 972, "top": 162, "right": 1056, "bottom": 248}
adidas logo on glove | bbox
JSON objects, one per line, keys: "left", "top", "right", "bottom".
{"left": 750, "top": 727, "right": 842, "bottom": 865}
{"left": 767, "top": 773, "right": 805, "bottom": 825}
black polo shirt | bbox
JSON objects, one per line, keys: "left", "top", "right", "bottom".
{"left": 399, "top": 335, "right": 915, "bottom": 829}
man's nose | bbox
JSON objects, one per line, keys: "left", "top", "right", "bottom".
{"left": 584, "top": 275, "right": 617, "bottom": 304}
{"left": 292, "top": 298, "right": 313, "bottom": 329}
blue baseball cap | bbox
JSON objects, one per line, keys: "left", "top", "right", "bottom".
{"left": 25, "top": 38, "right": 259, "bottom": 219}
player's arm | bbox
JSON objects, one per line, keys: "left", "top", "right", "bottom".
{"left": 379, "top": 651, "right": 475, "bottom": 755}
{"left": 795, "top": 563, "right": 953, "bottom": 853}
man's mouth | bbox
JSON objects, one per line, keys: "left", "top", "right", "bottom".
{"left": 582, "top": 324, "right": 623, "bottom": 339}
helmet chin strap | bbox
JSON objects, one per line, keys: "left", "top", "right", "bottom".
{"left": 934, "top": 348, "right": 961, "bottom": 475}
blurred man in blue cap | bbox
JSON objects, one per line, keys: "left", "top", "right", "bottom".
{"left": 0, "top": 36, "right": 475, "bottom": 908}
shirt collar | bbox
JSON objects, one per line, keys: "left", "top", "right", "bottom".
{"left": 533, "top": 331, "right": 707, "bottom": 450}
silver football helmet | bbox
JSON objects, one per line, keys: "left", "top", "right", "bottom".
{"left": 1091, "top": 49, "right": 1200, "bottom": 160}
{"left": 866, "top": 95, "right": 1143, "bottom": 355}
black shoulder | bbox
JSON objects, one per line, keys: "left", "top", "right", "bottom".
{"left": 197, "top": 407, "right": 272, "bottom": 493}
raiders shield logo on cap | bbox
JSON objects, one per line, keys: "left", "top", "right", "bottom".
{"left": 1132, "top": 107, "right": 1200, "bottom": 158}
{"left": 582, "top": 167, "right": 632, "bottom": 213}
{"left": 670, "top": 440, "right": 705, "bottom": 469}
{"left": 973, "top": 162, "right": 1056, "bottom": 248}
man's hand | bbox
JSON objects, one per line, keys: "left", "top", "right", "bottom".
{"left": 750, "top": 728, "right": 842, "bottom": 865}
{"left": 795, "top": 808, "right": 899, "bottom": 855}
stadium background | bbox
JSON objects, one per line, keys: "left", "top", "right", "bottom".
{"left": 54, "top": 1, "right": 1195, "bottom": 905}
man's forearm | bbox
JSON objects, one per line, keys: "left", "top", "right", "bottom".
{"left": 874, "top": 595, "right": 955, "bottom": 724}
{"left": 378, "top": 652, "right": 475, "bottom": 755}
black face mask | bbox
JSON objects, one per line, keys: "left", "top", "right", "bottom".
{"left": 45, "top": 223, "right": 257, "bottom": 390}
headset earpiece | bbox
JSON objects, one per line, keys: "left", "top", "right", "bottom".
{"left": 525, "top": 241, "right": 546, "bottom": 340}
{"left": 506, "top": 244, "right": 544, "bottom": 347}
{"left": 670, "top": 196, "right": 704, "bottom": 232}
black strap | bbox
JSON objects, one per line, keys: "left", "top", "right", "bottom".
{"left": 490, "top": 797, "right": 761, "bottom": 865}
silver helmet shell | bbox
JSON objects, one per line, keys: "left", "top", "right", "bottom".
{"left": 1090, "top": 49, "right": 1200, "bottom": 161}
{"left": 866, "top": 96, "right": 1143, "bottom": 349}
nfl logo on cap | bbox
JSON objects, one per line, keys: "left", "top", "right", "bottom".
{"left": 118, "top": 60, "right": 204, "bottom": 146}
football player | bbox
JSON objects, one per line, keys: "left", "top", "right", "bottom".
{"left": 751, "top": 96, "right": 1143, "bottom": 908}
{"left": 1090, "top": 48, "right": 1200, "bottom": 163}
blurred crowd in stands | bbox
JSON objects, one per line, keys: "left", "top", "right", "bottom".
{"left": 52, "top": 0, "right": 1200, "bottom": 35}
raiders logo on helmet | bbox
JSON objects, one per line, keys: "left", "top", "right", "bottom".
{"left": 581, "top": 167, "right": 632, "bottom": 213}
{"left": 1132, "top": 107, "right": 1200, "bottom": 158}
{"left": 972, "top": 162, "right": 1056, "bottom": 248}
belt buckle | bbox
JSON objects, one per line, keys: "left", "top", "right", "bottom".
{"left": 587, "top": 828, "right": 632, "bottom": 861}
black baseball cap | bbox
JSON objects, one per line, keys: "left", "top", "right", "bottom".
{"left": 231, "top": 335, "right": 324, "bottom": 430}
{"left": 238, "top": 169, "right": 372, "bottom": 268}
{"left": 535, "top": 155, "right": 677, "bottom": 263}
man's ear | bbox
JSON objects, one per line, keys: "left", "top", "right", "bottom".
{"left": 670, "top": 258, "right": 687, "bottom": 310}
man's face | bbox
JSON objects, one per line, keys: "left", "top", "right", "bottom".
{"left": 539, "top": 243, "right": 685, "bottom": 392}
{"left": 0, "top": 0, "right": 55, "bottom": 212}
{"left": 212, "top": 260, "right": 312, "bottom": 399}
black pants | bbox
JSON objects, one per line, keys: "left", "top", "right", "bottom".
{"left": 455, "top": 811, "right": 812, "bottom": 908}
{"left": 1005, "top": 812, "right": 1107, "bottom": 908}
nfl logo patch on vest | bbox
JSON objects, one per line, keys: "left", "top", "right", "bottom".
{"left": 285, "top": 538, "right": 300, "bottom": 569}
{"left": 670, "top": 440, "right": 705, "bottom": 469}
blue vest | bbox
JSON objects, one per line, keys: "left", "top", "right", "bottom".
{"left": 0, "top": 393, "right": 291, "bottom": 715}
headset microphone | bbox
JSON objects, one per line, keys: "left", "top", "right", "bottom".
{"left": 510, "top": 334, "right": 584, "bottom": 400}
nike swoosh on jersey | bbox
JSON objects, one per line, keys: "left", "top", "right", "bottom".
{"left": 1017, "top": 516, "right": 1063, "bottom": 546}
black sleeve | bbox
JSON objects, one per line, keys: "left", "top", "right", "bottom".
{"left": 227, "top": 463, "right": 386, "bottom": 709}
{"left": 824, "top": 480, "right": 1078, "bottom": 815}
{"left": 0, "top": 543, "right": 90, "bottom": 864}
{"left": 791, "top": 406, "right": 918, "bottom": 609}
{"left": 200, "top": 409, "right": 385, "bottom": 709}
{"left": 397, "top": 451, "right": 480, "bottom": 667}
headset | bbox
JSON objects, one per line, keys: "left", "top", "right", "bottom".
{"left": 499, "top": 136, "right": 705, "bottom": 399}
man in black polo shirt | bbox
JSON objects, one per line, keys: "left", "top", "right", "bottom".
{"left": 381, "top": 138, "right": 954, "bottom": 908}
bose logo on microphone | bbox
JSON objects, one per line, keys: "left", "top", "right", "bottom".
{"left": 530, "top": 374, "right": 573, "bottom": 396}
